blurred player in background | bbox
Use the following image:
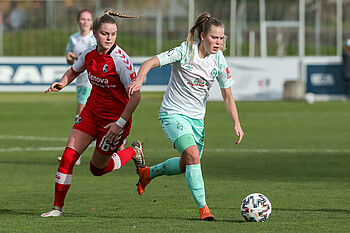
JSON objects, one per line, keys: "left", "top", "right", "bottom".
{"left": 41, "top": 9, "right": 144, "bottom": 217}
{"left": 66, "top": 9, "right": 95, "bottom": 120}
{"left": 59, "top": 9, "right": 96, "bottom": 165}
{"left": 128, "top": 12, "right": 244, "bottom": 221}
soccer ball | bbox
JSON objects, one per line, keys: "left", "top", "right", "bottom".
{"left": 240, "top": 193, "right": 272, "bottom": 222}
{"left": 304, "top": 92, "right": 315, "bottom": 104}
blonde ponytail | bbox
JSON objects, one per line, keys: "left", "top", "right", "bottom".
{"left": 104, "top": 9, "right": 142, "bottom": 18}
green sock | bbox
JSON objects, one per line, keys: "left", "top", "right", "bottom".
{"left": 150, "top": 157, "right": 182, "bottom": 179}
{"left": 185, "top": 164, "right": 206, "bottom": 209}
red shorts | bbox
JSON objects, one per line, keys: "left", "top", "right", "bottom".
{"left": 73, "top": 107, "right": 131, "bottom": 155}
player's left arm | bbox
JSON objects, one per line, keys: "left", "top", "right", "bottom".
{"left": 104, "top": 91, "right": 141, "bottom": 143}
{"left": 221, "top": 87, "right": 244, "bottom": 144}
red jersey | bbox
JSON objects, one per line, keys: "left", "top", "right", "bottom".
{"left": 72, "top": 44, "right": 136, "bottom": 119}
{"left": 71, "top": 44, "right": 136, "bottom": 154}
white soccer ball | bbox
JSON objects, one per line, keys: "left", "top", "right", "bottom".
{"left": 241, "top": 193, "right": 272, "bottom": 222}
{"left": 304, "top": 92, "right": 315, "bottom": 104}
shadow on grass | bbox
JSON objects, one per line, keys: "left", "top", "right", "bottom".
{"left": 0, "top": 208, "right": 37, "bottom": 216}
{"left": 96, "top": 214, "right": 246, "bottom": 223}
{"left": 274, "top": 208, "right": 350, "bottom": 214}
{"left": 0, "top": 209, "right": 88, "bottom": 218}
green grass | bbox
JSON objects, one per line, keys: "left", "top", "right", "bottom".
{"left": 0, "top": 92, "right": 350, "bottom": 232}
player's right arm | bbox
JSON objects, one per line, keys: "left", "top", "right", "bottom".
{"left": 45, "top": 68, "right": 80, "bottom": 93}
{"left": 127, "top": 41, "right": 187, "bottom": 95}
{"left": 127, "top": 56, "right": 160, "bottom": 95}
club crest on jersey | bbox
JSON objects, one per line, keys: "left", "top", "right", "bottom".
{"left": 103, "top": 64, "right": 109, "bottom": 73}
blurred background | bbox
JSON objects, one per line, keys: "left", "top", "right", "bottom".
{"left": 0, "top": 0, "right": 350, "bottom": 101}
{"left": 0, "top": 0, "right": 349, "bottom": 57}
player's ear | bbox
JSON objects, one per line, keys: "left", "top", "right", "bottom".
{"left": 93, "top": 30, "right": 97, "bottom": 38}
{"left": 200, "top": 32, "right": 205, "bottom": 41}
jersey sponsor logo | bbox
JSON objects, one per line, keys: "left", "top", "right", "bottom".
{"left": 103, "top": 64, "right": 109, "bottom": 73}
{"left": 88, "top": 72, "right": 109, "bottom": 84}
{"left": 226, "top": 67, "right": 232, "bottom": 79}
{"left": 186, "top": 77, "right": 207, "bottom": 87}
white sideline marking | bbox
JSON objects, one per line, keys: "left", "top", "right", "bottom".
{"left": 0, "top": 135, "right": 95, "bottom": 153}
{"left": 0, "top": 135, "right": 348, "bottom": 154}
{"left": 204, "top": 148, "right": 350, "bottom": 153}
{"left": 0, "top": 147, "right": 348, "bottom": 154}
{"left": 0, "top": 147, "right": 65, "bottom": 152}
{"left": 0, "top": 135, "right": 67, "bottom": 142}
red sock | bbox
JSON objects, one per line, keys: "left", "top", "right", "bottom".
{"left": 117, "top": 147, "right": 135, "bottom": 167}
{"left": 54, "top": 147, "right": 80, "bottom": 208}
{"left": 90, "top": 147, "right": 135, "bottom": 176}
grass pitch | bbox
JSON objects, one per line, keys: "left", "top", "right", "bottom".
{"left": 0, "top": 92, "right": 350, "bottom": 232}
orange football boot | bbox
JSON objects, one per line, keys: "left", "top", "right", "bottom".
{"left": 136, "top": 166, "right": 151, "bottom": 195}
{"left": 199, "top": 205, "right": 214, "bottom": 221}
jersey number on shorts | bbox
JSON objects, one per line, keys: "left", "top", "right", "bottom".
{"left": 99, "top": 130, "right": 124, "bottom": 152}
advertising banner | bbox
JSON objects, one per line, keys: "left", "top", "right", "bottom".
{"left": 0, "top": 56, "right": 344, "bottom": 101}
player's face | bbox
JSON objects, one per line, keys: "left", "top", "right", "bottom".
{"left": 201, "top": 25, "right": 225, "bottom": 56}
{"left": 78, "top": 12, "right": 93, "bottom": 33}
{"left": 94, "top": 23, "right": 117, "bottom": 54}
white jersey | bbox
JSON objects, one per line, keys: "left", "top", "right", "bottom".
{"left": 66, "top": 31, "right": 96, "bottom": 88}
{"left": 156, "top": 41, "right": 234, "bottom": 119}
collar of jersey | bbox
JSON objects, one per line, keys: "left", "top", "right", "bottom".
{"left": 95, "top": 44, "right": 116, "bottom": 55}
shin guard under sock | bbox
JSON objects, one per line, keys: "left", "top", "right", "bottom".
{"left": 149, "top": 157, "right": 182, "bottom": 179}
{"left": 185, "top": 163, "right": 206, "bottom": 209}
{"left": 54, "top": 147, "right": 80, "bottom": 208}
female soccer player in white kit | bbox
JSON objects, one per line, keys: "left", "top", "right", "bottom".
{"left": 128, "top": 12, "right": 244, "bottom": 221}
{"left": 66, "top": 9, "right": 96, "bottom": 119}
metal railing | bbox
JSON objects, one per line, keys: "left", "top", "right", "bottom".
{"left": 0, "top": 0, "right": 349, "bottom": 57}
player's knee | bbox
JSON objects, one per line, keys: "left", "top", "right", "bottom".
{"left": 59, "top": 148, "right": 79, "bottom": 172}
{"left": 182, "top": 146, "right": 200, "bottom": 164}
{"left": 89, "top": 162, "right": 105, "bottom": 176}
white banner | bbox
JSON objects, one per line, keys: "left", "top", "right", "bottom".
{"left": 208, "top": 57, "right": 299, "bottom": 101}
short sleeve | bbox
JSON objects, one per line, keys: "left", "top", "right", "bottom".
{"left": 216, "top": 50, "right": 234, "bottom": 89}
{"left": 113, "top": 48, "right": 136, "bottom": 89}
{"left": 72, "top": 46, "right": 92, "bottom": 73}
{"left": 156, "top": 41, "right": 188, "bottom": 66}
{"left": 65, "top": 36, "right": 74, "bottom": 54}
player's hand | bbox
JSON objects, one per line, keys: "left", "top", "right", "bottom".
{"left": 127, "top": 79, "right": 143, "bottom": 95}
{"left": 66, "top": 52, "right": 77, "bottom": 65}
{"left": 45, "top": 82, "right": 64, "bottom": 93}
{"left": 104, "top": 123, "right": 123, "bottom": 144}
{"left": 234, "top": 124, "right": 244, "bottom": 144}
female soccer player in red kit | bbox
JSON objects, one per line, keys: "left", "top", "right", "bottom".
{"left": 41, "top": 9, "right": 144, "bottom": 217}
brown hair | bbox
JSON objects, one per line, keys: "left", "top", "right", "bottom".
{"left": 93, "top": 9, "right": 142, "bottom": 31}
{"left": 186, "top": 12, "right": 226, "bottom": 57}
{"left": 77, "top": 9, "right": 93, "bottom": 21}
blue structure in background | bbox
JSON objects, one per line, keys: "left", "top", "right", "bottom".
{"left": 306, "top": 64, "right": 345, "bottom": 95}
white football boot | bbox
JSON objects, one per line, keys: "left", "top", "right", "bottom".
{"left": 41, "top": 207, "right": 63, "bottom": 217}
